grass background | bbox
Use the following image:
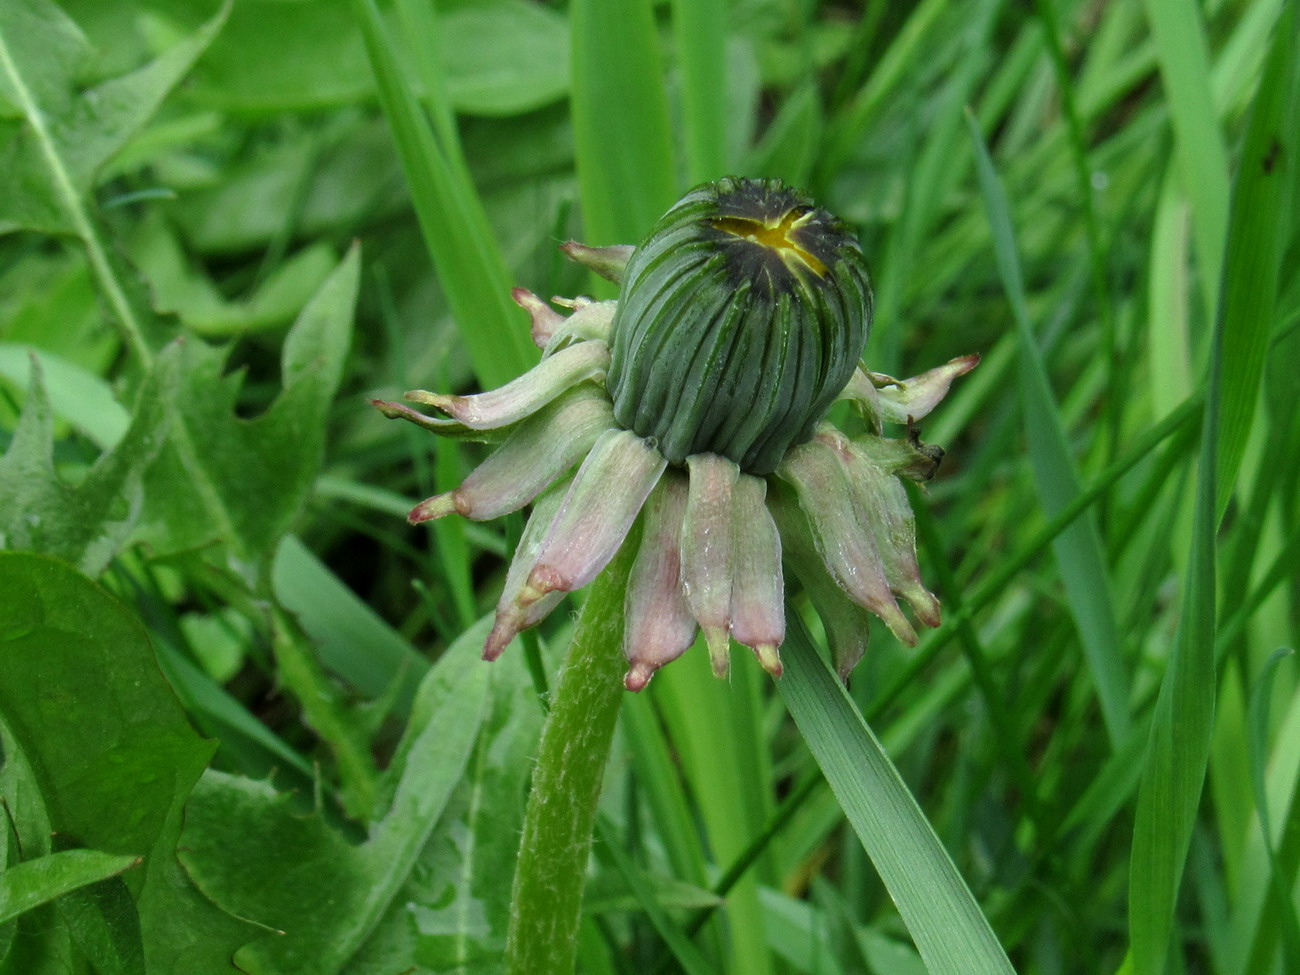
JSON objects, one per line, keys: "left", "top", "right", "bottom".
{"left": 1, "top": 0, "right": 1298, "bottom": 973}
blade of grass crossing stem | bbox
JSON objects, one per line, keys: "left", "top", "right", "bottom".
{"left": 1124, "top": 123, "right": 1225, "bottom": 975}
{"left": 570, "top": 0, "right": 677, "bottom": 257}
{"left": 354, "top": 0, "right": 535, "bottom": 390}
{"left": 1142, "top": 0, "right": 1231, "bottom": 317}
{"left": 779, "top": 613, "right": 1016, "bottom": 975}
{"left": 966, "top": 111, "right": 1131, "bottom": 747}
{"left": 670, "top": 0, "right": 728, "bottom": 183}
{"left": 1213, "top": 3, "right": 1299, "bottom": 521}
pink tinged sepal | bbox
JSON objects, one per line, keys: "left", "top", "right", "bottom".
{"left": 408, "top": 387, "right": 615, "bottom": 525}
{"left": 841, "top": 355, "right": 980, "bottom": 425}
{"left": 769, "top": 486, "right": 873, "bottom": 680}
{"left": 371, "top": 399, "right": 506, "bottom": 443}
{"left": 483, "top": 484, "right": 570, "bottom": 661}
{"left": 512, "top": 288, "right": 565, "bottom": 347}
{"left": 403, "top": 340, "right": 610, "bottom": 430}
{"left": 560, "top": 240, "right": 635, "bottom": 284}
{"left": 623, "top": 474, "right": 697, "bottom": 691}
{"left": 777, "top": 438, "right": 918, "bottom": 646}
{"left": 839, "top": 434, "right": 941, "bottom": 628}
{"left": 728, "top": 475, "right": 785, "bottom": 677}
{"left": 527, "top": 428, "right": 667, "bottom": 598}
{"left": 681, "top": 453, "right": 740, "bottom": 678}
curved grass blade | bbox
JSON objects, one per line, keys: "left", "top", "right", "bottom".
{"left": 966, "top": 110, "right": 1131, "bottom": 747}
{"left": 353, "top": 0, "right": 536, "bottom": 389}
{"left": 1141, "top": 0, "right": 1231, "bottom": 316}
{"left": 1213, "top": 2, "right": 1298, "bottom": 519}
{"left": 778, "top": 612, "right": 1017, "bottom": 975}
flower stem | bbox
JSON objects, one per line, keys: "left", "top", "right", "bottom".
{"left": 505, "top": 542, "right": 633, "bottom": 975}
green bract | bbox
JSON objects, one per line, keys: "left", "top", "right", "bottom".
{"left": 607, "top": 177, "right": 873, "bottom": 475}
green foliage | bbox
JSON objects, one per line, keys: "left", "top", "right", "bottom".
{"left": 1, "top": 1, "right": 1297, "bottom": 973}
{"left": 0, "top": 553, "right": 258, "bottom": 974}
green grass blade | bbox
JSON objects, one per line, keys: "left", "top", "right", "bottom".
{"left": 1142, "top": 0, "right": 1231, "bottom": 316}
{"left": 1125, "top": 130, "right": 1226, "bottom": 975}
{"left": 820, "top": 0, "right": 950, "bottom": 181}
{"left": 670, "top": 0, "right": 729, "bottom": 184}
{"left": 1213, "top": 3, "right": 1298, "bottom": 519}
{"left": 570, "top": 0, "right": 677, "bottom": 250}
{"left": 1246, "top": 648, "right": 1300, "bottom": 968}
{"left": 653, "top": 646, "right": 777, "bottom": 975}
{"left": 353, "top": 0, "right": 536, "bottom": 389}
{"left": 272, "top": 535, "right": 427, "bottom": 714}
{"left": 778, "top": 613, "right": 1017, "bottom": 975}
{"left": 967, "top": 110, "right": 1131, "bottom": 747}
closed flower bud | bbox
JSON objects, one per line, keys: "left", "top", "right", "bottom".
{"left": 606, "top": 177, "right": 873, "bottom": 475}
{"left": 381, "top": 177, "right": 976, "bottom": 690}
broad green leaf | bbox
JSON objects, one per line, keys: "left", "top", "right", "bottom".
{"left": 0, "top": 251, "right": 116, "bottom": 372}
{"left": 136, "top": 247, "right": 358, "bottom": 587}
{"left": 165, "top": 117, "right": 407, "bottom": 255}
{"left": 56, "top": 876, "right": 147, "bottom": 975}
{"left": 0, "top": 851, "right": 140, "bottom": 926}
{"left": 189, "top": 0, "right": 568, "bottom": 117}
{"left": 777, "top": 613, "right": 1017, "bottom": 975}
{"left": 0, "top": 345, "right": 128, "bottom": 449}
{"left": 967, "top": 111, "right": 1131, "bottom": 746}
{"left": 0, "top": 0, "right": 227, "bottom": 361}
{"left": 0, "top": 354, "right": 172, "bottom": 576}
{"left": 132, "top": 216, "right": 339, "bottom": 339}
{"left": 440, "top": 0, "right": 570, "bottom": 116}
{"left": 179, "top": 625, "right": 491, "bottom": 975}
{"left": 0, "top": 552, "right": 259, "bottom": 972}
{"left": 570, "top": 0, "right": 677, "bottom": 250}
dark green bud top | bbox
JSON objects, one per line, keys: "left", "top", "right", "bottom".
{"left": 606, "top": 177, "right": 873, "bottom": 475}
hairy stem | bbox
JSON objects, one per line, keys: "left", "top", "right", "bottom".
{"left": 504, "top": 542, "right": 633, "bottom": 974}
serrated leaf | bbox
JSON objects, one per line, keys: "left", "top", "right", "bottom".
{"left": 179, "top": 624, "right": 491, "bottom": 975}
{"left": 0, "top": 851, "right": 140, "bottom": 927}
{"left": 0, "top": 353, "right": 173, "bottom": 576}
{"left": 0, "top": 552, "right": 259, "bottom": 973}
{"left": 0, "top": 0, "right": 228, "bottom": 362}
{"left": 345, "top": 627, "right": 541, "bottom": 973}
{"left": 136, "top": 247, "right": 359, "bottom": 588}
{"left": 0, "top": 0, "right": 225, "bottom": 235}
{"left": 0, "top": 345, "right": 128, "bottom": 449}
